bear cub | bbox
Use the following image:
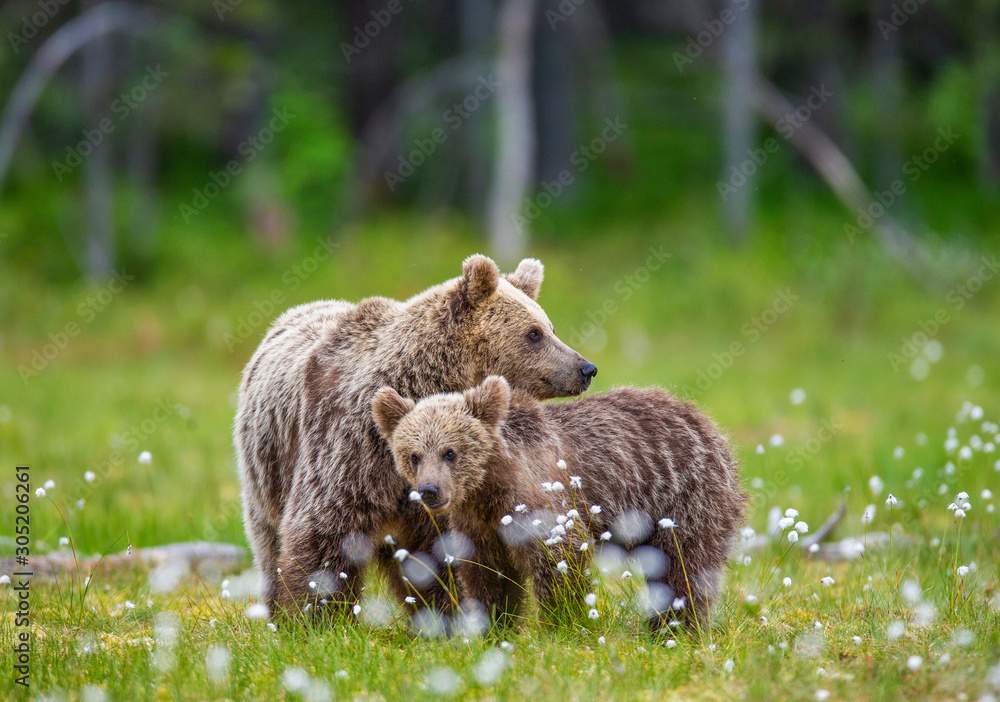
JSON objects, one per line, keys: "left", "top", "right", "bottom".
{"left": 373, "top": 376, "right": 746, "bottom": 631}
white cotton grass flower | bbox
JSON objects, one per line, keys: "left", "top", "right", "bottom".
{"left": 756, "top": 444, "right": 765, "bottom": 455}
{"left": 408, "top": 490, "right": 422, "bottom": 502}
{"left": 885, "top": 494, "right": 897, "bottom": 506}
{"left": 862, "top": 504, "right": 876, "bottom": 523}
{"left": 124, "top": 601, "right": 136, "bottom": 610}
{"left": 785, "top": 508, "right": 799, "bottom": 518}
{"left": 569, "top": 476, "right": 582, "bottom": 489}
{"left": 723, "top": 659, "right": 735, "bottom": 673}
{"left": 556, "top": 561, "right": 569, "bottom": 574}
{"left": 35, "top": 487, "right": 46, "bottom": 498}
{"left": 138, "top": 451, "right": 152, "bottom": 464}
{"left": 600, "top": 531, "right": 612, "bottom": 541}
{"left": 556, "top": 515, "right": 567, "bottom": 525}
{"left": 815, "top": 689, "right": 831, "bottom": 701}
{"left": 0, "top": 575, "right": 10, "bottom": 585}
{"left": 556, "top": 459, "right": 567, "bottom": 470}
{"left": 790, "top": 388, "right": 806, "bottom": 405}
{"left": 795, "top": 521, "right": 809, "bottom": 533}
{"left": 820, "top": 576, "right": 835, "bottom": 586}
{"left": 393, "top": 549, "right": 409, "bottom": 562}
{"left": 580, "top": 542, "right": 589, "bottom": 551}
{"left": 665, "top": 639, "right": 677, "bottom": 648}
{"left": 957, "top": 565, "right": 970, "bottom": 577}
{"left": 541, "top": 482, "right": 553, "bottom": 492}
{"left": 551, "top": 481, "right": 565, "bottom": 492}
{"left": 778, "top": 517, "right": 794, "bottom": 530}
{"left": 868, "top": 476, "right": 884, "bottom": 497}
{"left": 588, "top": 609, "right": 599, "bottom": 620}
{"left": 954, "top": 509, "right": 966, "bottom": 519}
{"left": 244, "top": 603, "right": 269, "bottom": 619}
{"left": 500, "top": 515, "right": 513, "bottom": 526}
{"left": 590, "top": 505, "right": 602, "bottom": 514}
{"left": 598, "top": 636, "right": 606, "bottom": 645}
{"left": 658, "top": 518, "right": 676, "bottom": 529}
{"left": 852, "top": 636, "right": 862, "bottom": 644}
{"left": 584, "top": 592, "right": 598, "bottom": 606}
{"left": 621, "top": 570, "right": 632, "bottom": 580}
{"left": 404, "top": 596, "right": 416, "bottom": 604}
{"left": 959, "top": 446, "right": 973, "bottom": 460}
{"left": 384, "top": 534, "right": 396, "bottom": 546}
{"left": 745, "top": 594, "right": 758, "bottom": 604}
{"left": 566, "top": 509, "right": 579, "bottom": 519}
{"left": 906, "top": 655, "right": 922, "bottom": 671}
{"left": 783, "top": 577, "right": 792, "bottom": 587}
{"left": 893, "top": 446, "right": 905, "bottom": 459}
{"left": 84, "top": 471, "right": 96, "bottom": 482}
{"left": 769, "top": 434, "right": 784, "bottom": 447}
{"left": 335, "top": 670, "right": 349, "bottom": 680}
{"left": 982, "top": 489, "right": 993, "bottom": 500}
{"left": 352, "top": 604, "right": 361, "bottom": 615}
{"left": 514, "top": 504, "right": 527, "bottom": 513}
{"left": 59, "top": 536, "right": 69, "bottom": 546}
{"left": 282, "top": 667, "right": 310, "bottom": 693}
{"left": 672, "top": 597, "right": 686, "bottom": 610}
{"left": 787, "top": 531, "right": 799, "bottom": 543}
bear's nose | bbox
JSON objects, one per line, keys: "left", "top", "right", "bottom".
{"left": 579, "top": 362, "right": 598, "bottom": 382}
{"left": 418, "top": 484, "right": 440, "bottom": 503}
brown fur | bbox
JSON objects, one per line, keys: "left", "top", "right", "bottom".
{"left": 235, "top": 256, "right": 595, "bottom": 618}
{"left": 374, "top": 376, "right": 746, "bottom": 631}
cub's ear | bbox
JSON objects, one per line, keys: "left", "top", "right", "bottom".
{"left": 464, "top": 375, "right": 511, "bottom": 428}
{"left": 372, "top": 387, "right": 416, "bottom": 438}
{"left": 462, "top": 254, "right": 500, "bottom": 307}
{"left": 504, "top": 258, "right": 544, "bottom": 300}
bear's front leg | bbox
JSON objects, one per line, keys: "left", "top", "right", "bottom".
{"left": 457, "top": 535, "right": 525, "bottom": 631}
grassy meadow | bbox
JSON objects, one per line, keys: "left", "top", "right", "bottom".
{"left": 1, "top": 207, "right": 999, "bottom": 700}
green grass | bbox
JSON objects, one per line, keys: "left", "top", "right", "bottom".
{"left": 1, "top": 208, "right": 999, "bottom": 699}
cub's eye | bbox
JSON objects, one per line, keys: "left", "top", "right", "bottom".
{"left": 443, "top": 450, "right": 456, "bottom": 461}
{"left": 410, "top": 454, "right": 420, "bottom": 466}
{"left": 527, "top": 328, "right": 542, "bottom": 343}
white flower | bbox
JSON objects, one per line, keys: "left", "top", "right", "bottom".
{"left": 244, "top": 603, "right": 269, "bottom": 619}
{"left": 551, "top": 481, "right": 565, "bottom": 492}
{"left": 541, "top": 482, "right": 553, "bottom": 492}
{"left": 756, "top": 444, "right": 765, "bottom": 455}
{"left": 790, "top": 388, "right": 806, "bottom": 405}
{"left": 267, "top": 622, "right": 278, "bottom": 632}
{"left": 820, "top": 576, "right": 835, "bottom": 586}
{"left": 580, "top": 542, "right": 589, "bottom": 551}
{"left": 814, "top": 621, "right": 823, "bottom": 629}
{"left": 221, "top": 589, "right": 231, "bottom": 599}
{"left": 125, "top": 601, "right": 136, "bottom": 609}
{"left": 745, "top": 594, "right": 758, "bottom": 604}
{"left": 59, "top": 537, "right": 69, "bottom": 546}
{"left": 954, "top": 509, "right": 966, "bottom": 519}
{"left": 308, "top": 581, "right": 316, "bottom": 589}
{"left": 621, "top": 570, "right": 632, "bottom": 580}
{"left": 590, "top": 505, "right": 602, "bottom": 514}
{"left": 335, "top": 670, "right": 349, "bottom": 680}
{"left": 862, "top": 504, "right": 876, "bottom": 523}
{"left": 947, "top": 502, "right": 957, "bottom": 512}
{"left": 672, "top": 597, "right": 686, "bottom": 610}
{"left": 566, "top": 509, "right": 579, "bottom": 519}
{"left": 869, "top": 476, "right": 884, "bottom": 496}
{"left": 352, "top": 604, "right": 361, "bottom": 615}
{"left": 783, "top": 577, "right": 792, "bottom": 587}
{"left": 0, "top": 575, "right": 10, "bottom": 584}
{"left": 600, "top": 531, "right": 612, "bottom": 541}
{"left": 556, "top": 515, "right": 567, "bottom": 525}
{"left": 959, "top": 446, "right": 973, "bottom": 460}
{"left": 588, "top": 608, "right": 599, "bottom": 620}
{"left": 893, "top": 446, "right": 905, "bottom": 459}
{"left": 906, "top": 655, "right": 922, "bottom": 670}
{"left": 778, "top": 517, "right": 794, "bottom": 530}
{"left": 405, "top": 596, "right": 416, "bottom": 604}
{"left": 982, "top": 489, "right": 993, "bottom": 500}
{"left": 962, "top": 501, "right": 971, "bottom": 510}
{"left": 138, "top": 451, "right": 152, "bottom": 464}
{"left": 795, "top": 521, "right": 809, "bottom": 533}
{"left": 658, "top": 518, "right": 676, "bottom": 529}
{"left": 556, "top": 560, "right": 569, "bottom": 574}
{"left": 724, "top": 659, "right": 735, "bottom": 673}
{"left": 585, "top": 592, "right": 598, "bottom": 606}
{"left": 787, "top": 531, "right": 799, "bottom": 543}
{"left": 384, "top": 534, "right": 396, "bottom": 546}
{"left": 500, "top": 641, "right": 513, "bottom": 651}
{"left": 885, "top": 494, "right": 897, "bottom": 506}
{"left": 569, "top": 476, "right": 582, "bottom": 489}
{"left": 852, "top": 636, "right": 862, "bottom": 644}
{"left": 515, "top": 504, "right": 527, "bottom": 512}
{"left": 84, "top": 471, "right": 96, "bottom": 482}
{"left": 785, "top": 508, "right": 799, "bottom": 518}
{"left": 760, "top": 615, "right": 768, "bottom": 624}
{"left": 598, "top": 636, "right": 606, "bottom": 645}
{"left": 556, "top": 459, "right": 567, "bottom": 470}
{"left": 35, "top": 487, "right": 46, "bottom": 498}
{"left": 500, "top": 515, "right": 513, "bottom": 526}
{"left": 552, "top": 525, "right": 566, "bottom": 536}
{"left": 393, "top": 549, "right": 409, "bottom": 562}
{"left": 444, "top": 555, "right": 455, "bottom": 564}
{"left": 408, "top": 490, "right": 422, "bottom": 502}
{"left": 769, "top": 434, "right": 784, "bottom": 447}
{"left": 957, "top": 565, "right": 970, "bottom": 577}
{"left": 956, "top": 491, "right": 969, "bottom": 500}
{"left": 816, "top": 689, "right": 830, "bottom": 701}
{"left": 339, "top": 571, "right": 348, "bottom": 580}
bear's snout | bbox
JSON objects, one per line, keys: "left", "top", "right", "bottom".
{"left": 578, "top": 362, "right": 598, "bottom": 387}
{"left": 417, "top": 483, "right": 447, "bottom": 508}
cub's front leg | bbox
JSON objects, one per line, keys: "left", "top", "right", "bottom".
{"left": 457, "top": 532, "right": 525, "bottom": 630}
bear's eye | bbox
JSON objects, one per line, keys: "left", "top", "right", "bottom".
{"left": 443, "top": 449, "right": 456, "bottom": 461}
{"left": 410, "top": 454, "right": 420, "bottom": 466}
{"left": 527, "top": 328, "right": 543, "bottom": 343}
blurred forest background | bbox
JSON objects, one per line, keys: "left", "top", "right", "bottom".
{"left": 0, "top": 0, "right": 998, "bottom": 550}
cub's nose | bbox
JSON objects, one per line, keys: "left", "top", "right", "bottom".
{"left": 418, "top": 484, "right": 440, "bottom": 503}
{"left": 578, "top": 362, "right": 598, "bottom": 382}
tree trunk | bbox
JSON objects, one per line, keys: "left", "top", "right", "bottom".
{"left": 82, "top": 0, "right": 115, "bottom": 279}
{"left": 488, "top": 0, "right": 537, "bottom": 265}
{"left": 721, "top": 0, "right": 756, "bottom": 243}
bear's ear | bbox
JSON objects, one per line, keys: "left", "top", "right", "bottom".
{"left": 464, "top": 375, "right": 511, "bottom": 428}
{"left": 372, "top": 387, "right": 416, "bottom": 438}
{"left": 462, "top": 254, "right": 500, "bottom": 307}
{"left": 504, "top": 258, "right": 544, "bottom": 300}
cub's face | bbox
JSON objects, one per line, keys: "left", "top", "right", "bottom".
{"left": 372, "top": 377, "right": 510, "bottom": 513}
{"left": 457, "top": 256, "right": 597, "bottom": 400}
